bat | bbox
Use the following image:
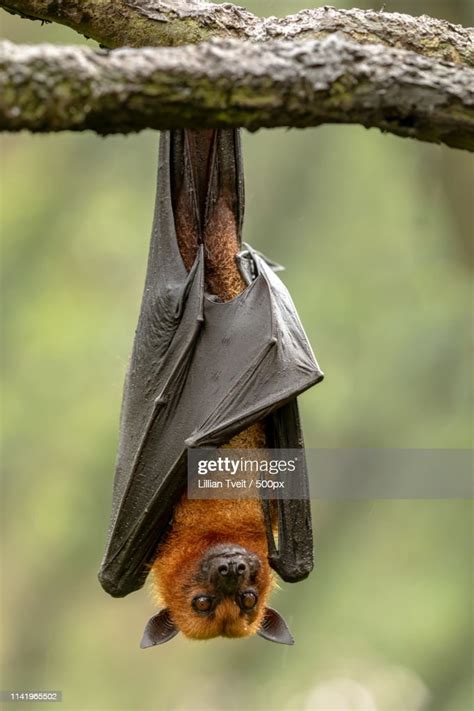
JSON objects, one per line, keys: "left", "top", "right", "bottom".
{"left": 99, "top": 129, "right": 323, "bottom": 645}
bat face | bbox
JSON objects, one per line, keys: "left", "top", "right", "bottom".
{"left": 149, "top": 535, "right": 273, "bottom": 638}
{"left": 165, "top": 543, "right": 271, "bottom": 640}
{"left": 142, "top": 499, "right": 295, "bottom": 647}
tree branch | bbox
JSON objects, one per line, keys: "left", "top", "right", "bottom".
{"left": 1, "top": 0, "right": 472, "bottom": 67}
{"left": 1, "top": 37, "right": 472, "bottom": 151}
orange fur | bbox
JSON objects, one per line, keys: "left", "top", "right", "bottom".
{"left": 150, "top": 498, "right": 274, "bottom": 640}
{"left": 204, "top": 198, "right": 247, "bottom": 300}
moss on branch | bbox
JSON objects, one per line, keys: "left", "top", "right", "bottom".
{"left": 1, "top": 37, "right": 473, "bottom": 151}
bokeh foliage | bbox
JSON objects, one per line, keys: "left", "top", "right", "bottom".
{"left": 1, "top": 1, "right": 472, "bottom": 710}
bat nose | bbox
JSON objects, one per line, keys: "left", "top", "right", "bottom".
{"left": 202, "top": 544, "right": 260, "bottom": 592}
{"left": 217, "top": 558, "right": 247, "bottom": 577}
{"left": 212, "top": 554, "right": 249, "bottom": 591}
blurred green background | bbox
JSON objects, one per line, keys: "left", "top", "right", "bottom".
{"left": 1, "top": 1, "right": 473, "bottom": 709}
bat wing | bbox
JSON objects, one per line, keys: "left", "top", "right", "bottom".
{"left": 99, "top": 133, "right": 205, "bottom": 596}
{"left": 99, "top": 132, "right": 323, "bottom": 598}
{"left": 264, "top": 399, "right": 315, "bottom": 582}
{"left": 190, "top": 252, "right": 321, "bottom": 584}
{"left": 187, "top": 252, "right": 322, "bottom": 446}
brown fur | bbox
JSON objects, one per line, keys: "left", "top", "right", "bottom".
{"left": 173, "top": 188, "right": 199, "bottom": 272}
{"left": 204, "top": 197, "right": 247, "bottom": 300}
{"left": 150, "top": 130, "right": 270, "bottom": 640}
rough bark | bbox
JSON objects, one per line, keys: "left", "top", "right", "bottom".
{"left": 1, "top": 37, "right": 473, "bottom": 151}
{"left": 1, "top": 0, "right": 472, "bottom": 67}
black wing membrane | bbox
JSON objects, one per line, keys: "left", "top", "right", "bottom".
{"left": 99, "top": 130, "right": 323, "bottom": 597}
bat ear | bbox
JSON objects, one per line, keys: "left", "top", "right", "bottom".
{"left": 140, "top": 608, "right": 179, "bottom": 648}
{"left": 257, "top": 607, "right": 295, "bottom": 646}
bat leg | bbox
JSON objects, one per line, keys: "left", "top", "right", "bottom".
{"left": 169, "top": 129, "right": 208, "bottom": 271}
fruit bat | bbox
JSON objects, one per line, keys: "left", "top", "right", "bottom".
{"left": 99, "top": 129, "right": 323, "bottom": 645}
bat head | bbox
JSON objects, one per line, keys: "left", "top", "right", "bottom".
{"left": 143, "top": 542, "right": 294, "bottom": 646}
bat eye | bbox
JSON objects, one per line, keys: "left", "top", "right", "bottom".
{"left": 240, "top": 591, "right": 258, "bottom": 611}
{"left": 192, "top": 595, "right": 214, "bottom": 614}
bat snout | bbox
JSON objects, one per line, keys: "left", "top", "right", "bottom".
{"left": 211, "top": 554, "right": 250, "bottom": 592}
{"left": 216, "top": 555, "right": 248, "bottom": 578}
{"left": 201, "top": 544, "right": 261, "bottom": 593}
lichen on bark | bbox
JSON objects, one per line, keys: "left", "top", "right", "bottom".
{"left": 1, "top": 36, "right": 473, "bottom": 151}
